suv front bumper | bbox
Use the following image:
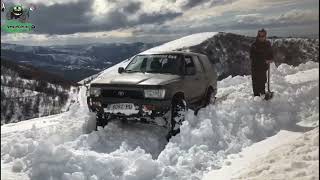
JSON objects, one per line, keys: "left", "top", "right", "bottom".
{"left": 87, "top": 96, "right": 171, "bottom": 118}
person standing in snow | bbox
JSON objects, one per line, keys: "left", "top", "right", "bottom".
{"left": 250, "top": 29, "right": 274, "bottom": 97}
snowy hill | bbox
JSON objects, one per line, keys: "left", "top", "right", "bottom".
{"left": 1, "top": 42, "right": 161, "bottom": 81}
{"left": 203, "top": 127, "right": 319, "bottom": 180}
{"left": 1, "top": 59, "right": 78, "bottom": 125}
{"left": 1, "top": 32, "right": 319, "bottom": 180}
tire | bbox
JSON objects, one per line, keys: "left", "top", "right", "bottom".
{"left": 95, "top": 111, "right": 109, "bottom": 130}
{"left": 166, "top": 96, "right": 187, "bottom": 141}
{"left": 204, "top": 88, "right": 216, "bottom": 106}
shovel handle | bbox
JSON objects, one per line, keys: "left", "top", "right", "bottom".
{"left": 267, "top": 64, "right": 271, "bottom": 92}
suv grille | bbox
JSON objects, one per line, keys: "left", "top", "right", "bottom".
{"left": 101, "top": 90, "right": 144, "bottom": 99}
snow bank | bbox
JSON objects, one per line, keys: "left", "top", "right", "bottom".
{"left": 204, "top": 128, "right": 319, "bottom": 180}
{"left": 236, "top": 128, "right": 319, "bottom": 180}
{"left": 202, "top": 130, "right": 303, "bottom": 180}
{"left": 1, "top": 61, "right": 318, "bottom": 180}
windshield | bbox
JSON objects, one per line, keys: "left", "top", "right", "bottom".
{"left": 125, "top": 54, "right": 181, "bottom": 74}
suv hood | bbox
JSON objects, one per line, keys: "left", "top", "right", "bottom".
{"left": 91, "top": 72, "right": 180, "bottom": 86}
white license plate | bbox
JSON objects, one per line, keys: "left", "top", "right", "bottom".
{"left": 104, "top": 103, "right": 138, "bottom": 115}
{"left": 105, "top": 103, "right": 134, "bottom": 111}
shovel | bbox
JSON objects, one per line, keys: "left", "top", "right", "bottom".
{"left": 265, "top": 64, "right": 274, "bottom": 100}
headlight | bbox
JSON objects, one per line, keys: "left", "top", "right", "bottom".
{"left": 144, "top": 89, "right": 166, "bottom": 99}
{"left": 90, "top": 87, "right": 101, "bottom": 97}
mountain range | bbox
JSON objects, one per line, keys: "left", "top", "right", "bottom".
{"left": 1, "top": 42, "right": 162, "bottom": 82}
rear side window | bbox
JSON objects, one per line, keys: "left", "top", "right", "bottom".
{"left": 200, "top": 56, "right": 213, "bottom": 73}
{"left": 184, "top": 56, "right": 194, "bottom": 66}
{"left": 193, "top": 56, "right": 205, "bottom": 73}
{"left": 184, "top": 56, "right": 196, "bottom": 75}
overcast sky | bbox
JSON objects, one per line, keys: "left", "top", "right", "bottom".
{"left": 1, "top": 0, "right": 319, "bottom": 46}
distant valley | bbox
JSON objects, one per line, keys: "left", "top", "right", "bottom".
{"left": 1, "top": 42, "right": 162, "bottom": 82}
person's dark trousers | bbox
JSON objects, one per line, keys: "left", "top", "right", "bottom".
{"left": 252, "top": 66, "right": 267, "bottom": 96}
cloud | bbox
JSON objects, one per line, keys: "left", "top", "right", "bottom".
{"left": 1, "top": 0, "right": 318, "bottom": 45}
{"left": 180, "top": 0, "right": 209, "bottom": 9}
{"left": 122, "top": 1, "right": 141, "bottom": 14}
{"left": 235, "top": 14, "right": 263, "bottom": 24}
{"left": 234, "top": 9, "right": 319, "bottom": 28}
{"left": 2, "top": 0, "right": 240, "bottom": 35}
{"left": 18, "top": 0, "right": 183, "bottom": 35}
{"left": 28, "top": 0, "right": 92, "bottom": 34}
{"left": 273, "top": 9, "right": 319, "bottom": 24}
{"left": 1, "top": 29, "right": 136, "bottom": 46}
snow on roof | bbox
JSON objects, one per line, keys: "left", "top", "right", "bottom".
{"left": 141, "top": 32, "right": 219, "bottom": 54}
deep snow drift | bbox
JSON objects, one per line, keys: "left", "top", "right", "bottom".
{"left": 236, "top": 128, "right": 319, "bottom": 180}
{"left": 203, "top": 127, "right": 319, "bottom": 180}
{"left": 1, "top": 60, "right": 318, "bottom": 180}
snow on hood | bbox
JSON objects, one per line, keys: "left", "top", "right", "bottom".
{"left": 92, "top": 72, "right": 180, "bottom": 86}
{"left": 1, "top": 61, "right": 318, "bottom": 180}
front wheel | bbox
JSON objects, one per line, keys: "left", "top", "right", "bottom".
{"left": 166, "top": 96, "right": 187, "bottom": 141}
{"left": 95, "top": 111, "right": 109, "bottom": 130}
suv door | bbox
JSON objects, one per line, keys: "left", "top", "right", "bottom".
{"left": 183, "top": 55, "right": 207, "bottom": 104}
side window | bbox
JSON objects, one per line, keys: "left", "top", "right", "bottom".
{"left": 201, "top": 56, "right": 214, "bottom": 73}
{"left": 184, "top": 56, "right": 196, "bottom": 75}
{"left": 193, "top": 56, "right": 205, "bottom": 73}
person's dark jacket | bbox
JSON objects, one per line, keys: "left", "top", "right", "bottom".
{"left": 250, "top": 40, "right": 274, "bottom": 71}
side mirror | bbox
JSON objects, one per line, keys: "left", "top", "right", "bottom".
{"left": 118, "top": 67, "right": 125, "bottom": 74}
{"left": 185, "top": 67, "right": 196, "bottom": 75}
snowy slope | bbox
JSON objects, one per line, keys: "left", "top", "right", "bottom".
{"left": 203, "top": 128, "right": 319, "bottom": 180}
{"left": 1, "top": 60, "right": 78, "bottom": 125}
{"left": 1, "top": 60, "right": 318, "bottom": 180}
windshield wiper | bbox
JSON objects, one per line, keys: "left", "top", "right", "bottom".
{"left": 145, "top": 70, "right": 160, "bottom": 73}
{"left": 125, "top": 69, "right": 141, "bottom": 73}
{"left": 146, "top": 71, "right": 174, "bottom": 74}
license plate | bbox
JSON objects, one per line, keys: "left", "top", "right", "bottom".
{"left": 104, "top": 103, "right": 138, "bottom": 115}
{"left": 106, "top": 103, "right": 134, "bottom": 111}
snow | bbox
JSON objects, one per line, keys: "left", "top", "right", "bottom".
{"left": 285, "top": 68, "right": 319, "bottom": 84}
{"left": 202, "top": 130, "right": 303, "bottom": 180}
{"left": 141, "top": 32, "right": 218, "bottom": 54}
{"left": 1, "top": 60, "right": 318, "bottom": 180}
{"left": 239, "top": 128, "right": 318, "bottom": 180}
{"left": 203, "top": 128, "right": 319, "bottom": 180}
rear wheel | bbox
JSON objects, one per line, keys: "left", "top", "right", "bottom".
{"left": 166, "top": 95, "right": 187, "bottom": 141}
{"left": 204, "top": 88, "right": 216, "bottom": 106}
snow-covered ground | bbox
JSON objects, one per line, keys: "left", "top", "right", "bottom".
{"left": 238, "top": 127, "right": 318, "bottom": 180}
{"left": 203, "top": 127, "right": 319, "bottom": 180}
{"left": 1, "top": 60, "right": 318, "bottom": 180}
